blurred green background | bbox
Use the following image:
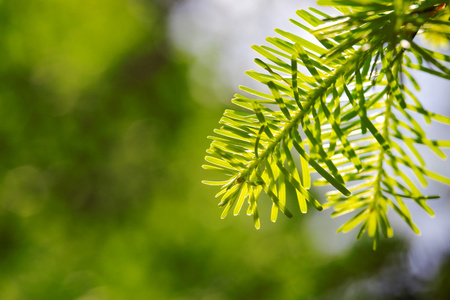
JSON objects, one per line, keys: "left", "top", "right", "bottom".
{"left": 0, "top": 0, "right": 449, "bottom": 299}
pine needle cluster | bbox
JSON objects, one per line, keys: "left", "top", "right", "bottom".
{"left": 203, "top": 0, "right": 450, "bottom": 249}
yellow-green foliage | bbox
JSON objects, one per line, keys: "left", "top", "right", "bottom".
{"left": 203, "top": 0, "right": 450, "bottom": 249}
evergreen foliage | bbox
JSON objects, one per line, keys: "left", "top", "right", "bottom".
{"left": 203, "top": 0, "right": 450, "bottom": 249}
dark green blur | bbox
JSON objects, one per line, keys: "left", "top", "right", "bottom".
{"left": 0, "top": 1, "right": 448, "bottom": 299}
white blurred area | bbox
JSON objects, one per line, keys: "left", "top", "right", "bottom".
{"left": 168, "top": 0, "right": 450, "bottom": 279}
{"left": 168, "top": 0, "right": 320, "bottom": 106}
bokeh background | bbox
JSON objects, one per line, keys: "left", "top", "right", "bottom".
{"left": 0, "top": 0, "right": 449, "bottom": 299}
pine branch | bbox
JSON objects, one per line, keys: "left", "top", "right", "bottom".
{"left": 203, "top": 0, "right": 450, "bottom": 249}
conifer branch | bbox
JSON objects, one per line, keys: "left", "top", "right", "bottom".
{"left": 203, "top": 0, "right": 450, "bottom": 248}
